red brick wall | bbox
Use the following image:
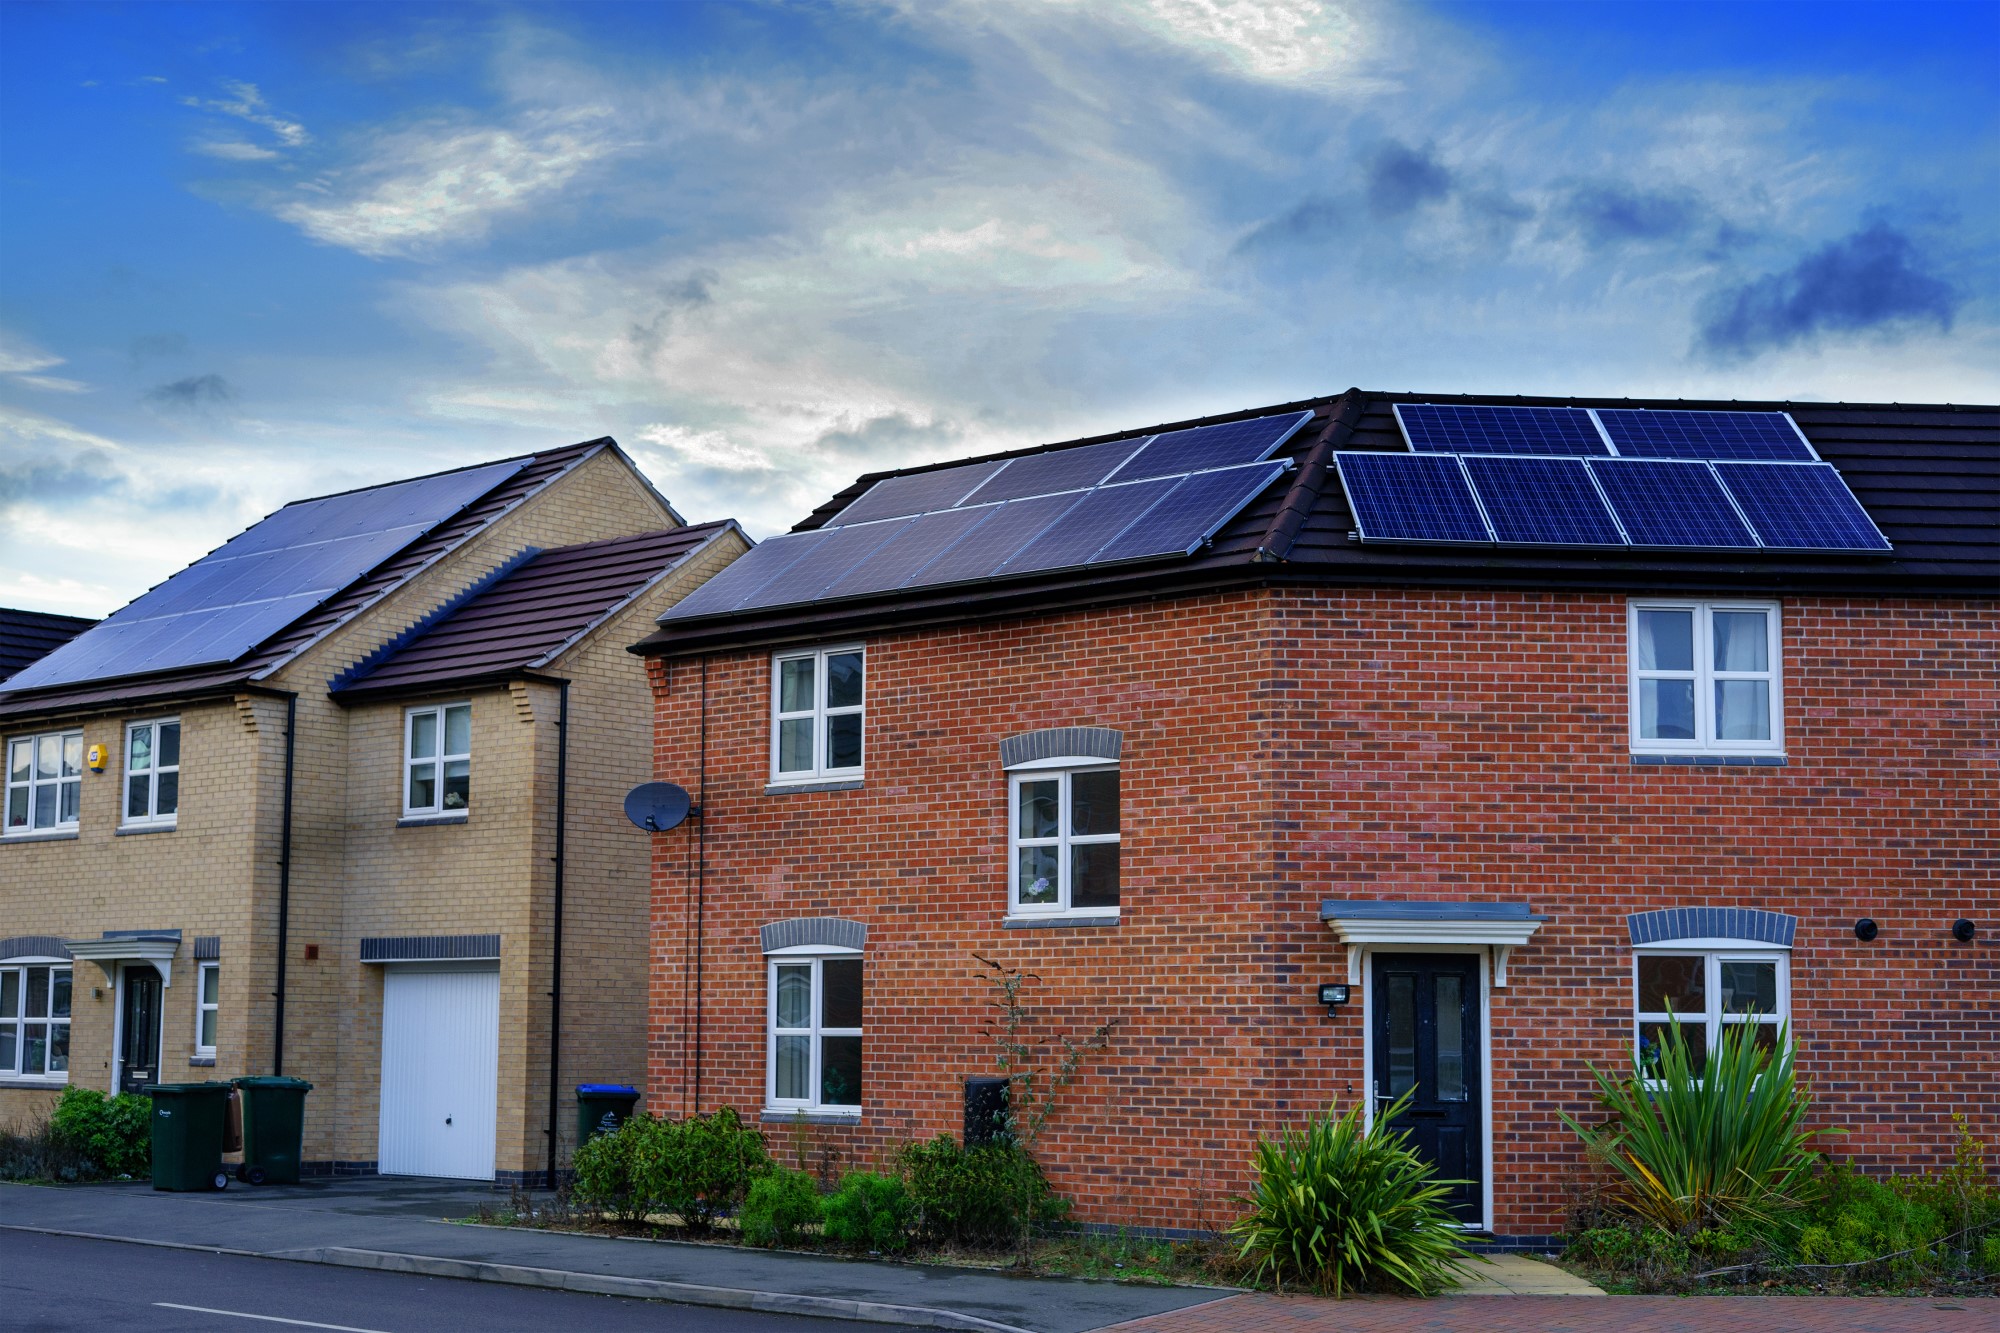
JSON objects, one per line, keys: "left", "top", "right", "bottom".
{"left": 646, "top": 589, "right": 1999, "bottom": 1237}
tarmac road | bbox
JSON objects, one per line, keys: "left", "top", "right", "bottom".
{"left": 0, "top": 1232, "right": 885, "bottom": 1333}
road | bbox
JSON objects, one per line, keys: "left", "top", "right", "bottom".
{"left": 0, "top": 1232, "right": 886, "bottom": 1333}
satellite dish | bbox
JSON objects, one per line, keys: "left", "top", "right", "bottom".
{"left": 624, "top": 782, "right": 694, "bottom": 832}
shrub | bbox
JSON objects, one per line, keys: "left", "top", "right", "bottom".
{"left": 1561, "top": 1017, "right": 1825, "bottom": 1237}
{"left": 49, "top": 1087, "right": 152, "bottom": 1178}
{"left": 1228, "top": 1094, "right": 1474, "bottom": 1297}
{"left": 740, "top": 1167, "right": 823, "bottom": 1248}
{"left": 636, "top": 1107, "right": 769, "bottom": 1232}
{"left": 1566, "top": 1223, "right": 1694, "bottom": 1284}
{"left": 900, "top": 1135, "right": 1064, "bottom": 1249}
{"left": 1, "top": 1113, "right": 95, "bottom": 1182}
{"left": 1796, "top": 1165, "right": 1945, "bottom": 1275}
{"left": 573, "top": 1115, "right": 657, "bottom": 1223}
{"left": 822, "top": 1170, "right": 914, "bottom": 1253}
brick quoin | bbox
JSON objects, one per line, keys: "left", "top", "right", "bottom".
{"left": 643, "top": 587, "right": 1999, "bottom": 1239}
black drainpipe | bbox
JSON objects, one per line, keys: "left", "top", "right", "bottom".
{"left": 272, "top": 692, "right": 298, "bottom": 1076}
{"left": 693, "top": 656, "right": 708, "bottom": 1112}
{"left": 545, "top": 680, "right": 571, "bottom": 1191}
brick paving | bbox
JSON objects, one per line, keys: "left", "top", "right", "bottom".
{"left": 1099, "top": 1292, "right": 2000, "bottom": 1332}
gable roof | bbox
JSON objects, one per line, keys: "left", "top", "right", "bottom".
{"left": 0, "top": 439, "right": 643, "bottom": 722}
{"left": 632, "top": 390, "right": 1999, "bottom": 658}
{"left": 332, "top": 523, "right": 738, "bottom": 701}
{"left": 0, "top": 608, "right": 97, "bottom": 684}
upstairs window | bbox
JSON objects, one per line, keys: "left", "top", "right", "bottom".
{"left": 124, "top": 719, "right": 181, "bottom": 827}
{"left": 5, "top": 730, "right": 82, "bottom": 835}
{"left": 0, "top": 962, "right": 71, "bottom": 1081}
{"left": 1009, "top": 764, "right": 1120, "bottom": 917}
{"left": 1634, "top": 950, "right": 1787, "bottom": 1077}
{"left": 1628, "top": 601, "right": 1781, "bottom": 755}
{"left": 404, "top": 703, "right": 471, "bottom": 817}
{"left": 770, "top": 646, "right": 864, "bottom": 783}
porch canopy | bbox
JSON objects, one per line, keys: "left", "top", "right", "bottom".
{"left": 63, "top": 930, "right": 181, "bottom": 987}
{"left": 1319, "top": 900, "right": 1547, "bottom": 988}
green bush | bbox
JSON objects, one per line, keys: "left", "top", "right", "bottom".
{"left": 822, "top": 1170, "right": 914, "bottom": 1253}
{"left": 1, "top": 1114, "right": 95, "bottom": 1182}
{"left": 1228, "top": 1094, "right": 1473, "bottom": 1297}
{"left": 900, "top": 1135, "right": 1064, "bottom": 1249}
{"left": 1796, "top": 1165, "right": 1944, "bottom": 1275}
{"left": 740, "top": 1167, "right": 823, "bottom": 1247}
{"left": 1562, "top": 1017, "right": 1825, "bottom": 1237}
{"left": 1567, "top": 1223, "right": 1694, "bottom": 1283}
{"left": 635, "top": 1107, "right": 769, "bottom": 1232}
{"left": 573, "top": 1116, "right": 657, "bottom": 1223}
{"left": 1981, "top": 1234, "right": 2000, "bottom": 1276}
{"left": 49, "top": 1087, "right": 151, "bottom": 1178}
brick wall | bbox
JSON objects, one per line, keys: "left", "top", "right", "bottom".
{"left": 645, "top": 587, "right": 1998, "bottom": 1236}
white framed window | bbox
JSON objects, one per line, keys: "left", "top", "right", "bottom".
{"left": 403, "top": 703, "right": 471, "bottom": 817}
{"left": 5, "top": 730, "right": 82, "bottom": 835}
{"left": 765, "top": 951, "right": 863, "bottom": 1114}
{"left": 1628, "top": 600, "right": 1782, "bottom": 755}
{"left": 1633, "top": 948, "right": 1787, "bottom": 1077}
{"left": 1008, "top": 763, "right": 1120, "bottom": 917}
{"left": 194, "top": 961, "right": 220, "bottom": 1057}
{"left": 770, "top": 646, "right": 864, "bottom": 783}
{"left": 0, "top": 962, "right": 72, "bottom": 1081}
{"left": 123, "top": 718, "right": 181, "bottom": 827}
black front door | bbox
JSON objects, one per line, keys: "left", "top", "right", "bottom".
{"left": 1371, "top": 953, "right": 1481, "bottom": 1222}
{"left": 119, "top": 965, "right": 162, "bottom": 1093}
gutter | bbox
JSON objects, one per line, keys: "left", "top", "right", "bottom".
{"left": 546, "top": 679, "right": 571, "bottom": 1190}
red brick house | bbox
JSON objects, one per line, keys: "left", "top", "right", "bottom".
{"left": 630, "top": 391, "right": 1997, "bottom": 1245}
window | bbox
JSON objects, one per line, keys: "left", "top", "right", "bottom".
{"left": 770, "top": 646, "right": 863, "bottom": 782}
{"left": 766, "top": 953, "right": 863, "bottom": 1113}
{"left": 5, "top": 730, "right": 82, "bottom": 835}
{"left": 403, "top": 703, "right": 471, "bottom": 817}
{"left": 1633, "top": 950, "right": 1786, "bottom": 1077}
{"left": 195, "top": 961, "right": 219, "bottom": 1057}
{"left": 124, "top": 719, "right": 181, "bottom": 827}
{"left": 1009, "top": 765, "right": 1120, "bottom": 916}
{"left": 0, "top": 963, "right": 71, "bottom": 1081}
{"left": 1628, "top": 601, "right": 1782, "bottom": 755}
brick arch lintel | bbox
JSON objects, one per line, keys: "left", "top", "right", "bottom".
{"left": 998, "top": 726, "right": 1122, "bottom": 769}
{"left": 760, "top": 918, "right": 866, "bottom": 954}
{"left": 0, "top": 935, "right": 71, "bottom": 961}
{"left": 1627, "top": 908, "right": 1796, "bottom": 947}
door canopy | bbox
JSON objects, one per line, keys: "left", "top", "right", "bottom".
{"left": 1320, "top": 900, "right": 1547, "bottom": 988}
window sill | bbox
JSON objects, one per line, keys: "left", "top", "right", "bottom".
{"left": 760, "top": 1108, "right": 862, "bottom": 1125}
{"left": 397, "top": 814, "right": 470, "bottom": 828}
{"left": 0, "top": 1078, "right": 70, "bottom": 1090}
{"left": 189, "top": 1056, "right": 215, "bottom": 1067}
{"left": 764, "top": 778, "right": 863, "bottom": 795}
{"left": 1, "top": 829, "right": 79, "bottom": 844}
{"left": 1631, "top": 754, "right": 1786, "bottom": 767}
{"left": 117, "top": 822, "right": 177, "bottom": 837}
{"left": 1005, "top": 914, "right": 1120, "bottom": 929}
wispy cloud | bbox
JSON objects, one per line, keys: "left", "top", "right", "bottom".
{"left": 191, "top": 139, "right": 282, "bottom": 162}
{"left": 1697, "top": 223, "right": 1960, "bottom": 361}
{"left": 181, "top": 80, "right": 308, "bottom": 149}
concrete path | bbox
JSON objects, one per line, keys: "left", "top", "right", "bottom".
{"left": 0, "top": 1178, "right": 1231, "bottom": 1333}
{"left": 1443, "top": 1252, "right": 1604, "bottom": 1296}
{"left": 1106, "top": 1292, "right": 1999, "bottom": 1332}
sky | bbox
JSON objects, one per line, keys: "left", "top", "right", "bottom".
{"left": 1, "top": 0, "right": 1995, "bottom": 618}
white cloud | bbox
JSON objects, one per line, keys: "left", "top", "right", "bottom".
{"left": 1097, "top": 0, "right": 1373, "bottom": 84}
{"left": 636, "top": 423, "right": 775, "bottom": 473}
{"left": 182, "top": 80, "right": 308, "bottom": 149}
{"left": 191, "top": 139, "right": 282, "bottom": 162}
{"left": 0, "top": 332, "right": 63, "bottom": 376}
{"left": 11, "top": 374, "right": 90, "bottom": 393}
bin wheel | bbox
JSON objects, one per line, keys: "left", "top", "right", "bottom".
{"left": 248, "top": 1167, "right": 267, "bottom": 1186}
{"left": 212, "top": 1171, "right": 230, "bottom": 1191}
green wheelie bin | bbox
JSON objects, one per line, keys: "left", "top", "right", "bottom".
{"left": 232, "top": 1075, "right": 313, "bottom": 1185}
{"left": 575, "top": 1084, "right": 641, "bottom": 1148}
{"left": 150, "top": 1083, "right": 231, "bottom": 1191}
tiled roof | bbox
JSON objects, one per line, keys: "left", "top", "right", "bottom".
{"left": 0, "top": 608, "right": 96, "bottom": 683}
{"left": 0, "top": 439, "right": 623, "bottom": 721}
{"left": 333, "top": 523, "right": 736, "bottom": 699}
{"left": 635, "top": 390, "right": 1998, "bottom": 657}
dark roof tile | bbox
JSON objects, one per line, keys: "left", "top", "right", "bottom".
{"left": 0, "top": 608, "right": 97, "bottom": 684}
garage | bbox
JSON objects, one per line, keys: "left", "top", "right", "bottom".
{"left": 377, "top": 964, "right": 499, "bottom": 1180}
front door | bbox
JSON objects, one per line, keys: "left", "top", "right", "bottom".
{"left": 119, "top": 964, "right": 163, "bottom": 1094}
{"left": 1371, "top": 952, "right": 1482, "bottom": 1223}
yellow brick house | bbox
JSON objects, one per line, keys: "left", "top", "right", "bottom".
{"left": 0, "top": 439, "right": 746, "bottom": 1183}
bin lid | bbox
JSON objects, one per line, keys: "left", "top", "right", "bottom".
{"left": 576, "top": 1084, "right": 639, "bottom": 1095}
{"left": 233, "top": 1076, "right": 314, "bottom": 1090}
{"left": 150, "top": 1082, "right": 229, "bottom": 1095}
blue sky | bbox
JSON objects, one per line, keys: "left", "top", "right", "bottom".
{"left": 2, "top": 0, "right": 1995, "bottom": 617}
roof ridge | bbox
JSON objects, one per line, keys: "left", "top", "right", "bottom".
{"left": 277, "top": 438, "right": 613, "bottom": 510}
{"left": 1256, "top": 390, "right": 1364, "bottom": 564}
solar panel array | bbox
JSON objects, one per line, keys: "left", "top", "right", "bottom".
{"left": 4, "top": 460, "right": 527, "bottom": 692}
{"left": 666, "top": 410, "right": 1316, "bottom": 620}
{"left": 1340, "top": 403, "right": 1889, "bottom": 553}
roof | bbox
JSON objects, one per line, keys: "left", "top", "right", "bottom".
{"left": 332, "top": 523, "right": 737, "bottom": 700}
{"left": 0, "top": 608, "right": 96, "bottom": 683}
{"left": 0, "top": 439, "right": 633, "bottom": 722}
{"left": 633, "top": 389, "right": 1999, "bottom": 658}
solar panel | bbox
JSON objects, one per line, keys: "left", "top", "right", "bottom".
{"left": 3, "top": 458, "right": 528, "bottom": 692}
{"left": 1112, "top": 411, "right": 1314, "bottom": 482}
{"left": 958, "top": 438, "right": 1149, "bottom": 506}
{"left": 1334, "top": 453, "right": 1491, "bottom": 543}
{"left": 824, "top": 461, "right": 1006, "bottom": 528}
{"left": 1093, "top": 462, "right": 1289, "bottom": 563}
{"left": 817, "top": 506, "right": 1000, "bottom": 600}
{"left": 1595, "top": 409, "right": 1814, "bottom": 461}
{"left": 733, "top": 518, "right": 915, "bottom": 608}
{"left": 1461, "top": 456, "right": 1625, "bottom": 546}
{"left": 998, "top": 478, "right": 1178, "bottom": 574}
{"left": 659, "top": 529, "right": 832, "bottom": 619}
{"left": 1715, "top": 463, "right": 1892, "bottom": 551}
{"left": 1585, "top": 460, "right": 1757, "bottom": 547}
{"left": 1396, "top": 404, "right": 1608, "bottom": 456}
{"left": 908, "top": 492, "right": 1082, "bottom": 586}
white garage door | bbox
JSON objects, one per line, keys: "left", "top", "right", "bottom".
{"left": 378, "top": 965, "right": 499, "bottom": 1180}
